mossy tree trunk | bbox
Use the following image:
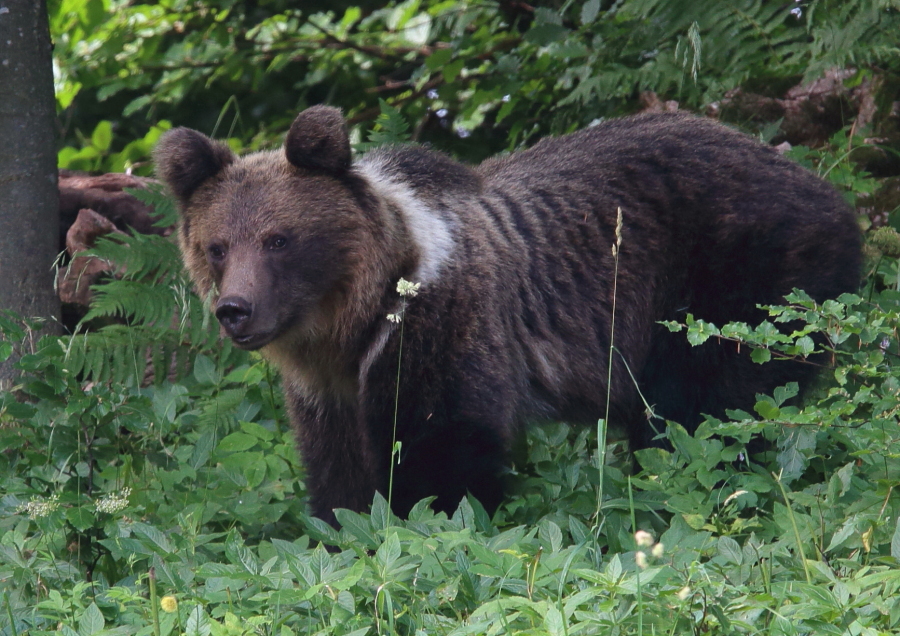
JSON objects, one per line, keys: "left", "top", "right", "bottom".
{"left": 0, "top": 0, "right": 60, "bottom": 386}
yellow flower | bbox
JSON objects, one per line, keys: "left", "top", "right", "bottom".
{"left": 160, "top": 596, "right": 178, "bottom": 613}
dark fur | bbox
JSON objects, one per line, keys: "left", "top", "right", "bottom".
{"left": 154, "top": 107, "right": 861, "bottom": 524}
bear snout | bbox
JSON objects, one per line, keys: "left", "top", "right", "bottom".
{"left": 215, "top": 296, "right": 253, "bottom": 337}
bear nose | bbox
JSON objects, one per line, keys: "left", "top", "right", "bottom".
{"left": 215, "top": 296, "right": 253, "bottom": 335}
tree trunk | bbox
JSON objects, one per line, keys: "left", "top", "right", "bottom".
{"left": 0, "top": 0, "right": 60, "bottom": 386}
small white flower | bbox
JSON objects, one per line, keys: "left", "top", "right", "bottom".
{"left": 615, "top": 207, "right": 624, "bottom": 247}
{"left": 396, "top": 278, "right": 421, "bottom": 298}
{"left": 651, "top": 542, "right": 664, "bottom": 558}
{"left": 723, "top": 490, "right": 748, "bottom": 506}
{"left": 387, "top": 313, "right": 402, "bottom": 323}
{"left": 635, "top": 529, "right": 654, "bottom": 547}
{"left": 17, "top": 495, "right": 60, "bottom": 519}
{"left": 677, "top": 586, "right": 691, "bottom": 600}
{"left": 635, "top": 551, "right": 648, "bottom": 569}
{"left": 96, "top": 487, "right": 132, "bottom": 514}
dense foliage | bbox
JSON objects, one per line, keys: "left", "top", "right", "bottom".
{"left": 2, "top": 0, "right": 900, "bottom": 634}
{"left": 52, "top": 0, "right": 900, "bottom": 168}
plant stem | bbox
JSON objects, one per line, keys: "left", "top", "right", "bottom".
{"left": 598, "top": 208, "right": 623, "bottom": 520}
{"left": 387, "top": 302, "right": 406, "bottom": 509}
{"left": 148, "top": 568, "right": 161, "bottom": 636}
{"left": 774, "top": 471, "right": 812, "bottom": 584}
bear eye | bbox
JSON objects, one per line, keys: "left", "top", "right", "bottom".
{"left": 269, "top": 235, "right": 288, "bottom": 250}
{"left": 208, "top": 244, "right": 226, "bottom": 260}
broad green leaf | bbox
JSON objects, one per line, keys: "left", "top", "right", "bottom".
{"left": 185, "top": 605, "right": 211, "bottom": 636}
{"left": 91, "top": 121, "right": 112, "bottom": 152}
{"left": 426, "top": 48, "right": 453, "bottom": 70}
{"left": 717, "top": 536, "right": 742, "bottom": 565}
{"left": 376, "top": 532, "right": 401, "bottom": 570}
{"left": 581, "top": 0, "right": 601, "bottom": 24}
{"left": 525, "top": 24, "right": 569, "bottom": 46}
{"left": 78, "top": 603, "right": 104, "bottom": 636}
{"left": 217, "top": 432, "right": 258, "bottom": 453}
{"left": 67, "top": 507, "right": 95, "bottom": 532}
{"left": 443, "top": 59, "right": 465, "bottom": 83}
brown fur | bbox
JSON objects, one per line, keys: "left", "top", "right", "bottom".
{"left": 155, "top": 105, "right": 861, "bottom": 524}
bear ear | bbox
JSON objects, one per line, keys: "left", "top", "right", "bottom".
{"left": 284, "top": 105, "right": 351, "bottom": 175}
{"left": 154, "top": 127, "right": 235, "bottom": 203}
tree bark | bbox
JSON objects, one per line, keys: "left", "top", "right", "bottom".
{"left": 0, "top": 0, "right": 60, "bottom": 386}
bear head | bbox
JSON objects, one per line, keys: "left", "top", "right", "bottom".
{"left": 154, "top": 106, "right": 392, "bottom": 351}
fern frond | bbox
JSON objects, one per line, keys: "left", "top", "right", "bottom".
{"left": 126, "top": 182, "right": 179, "bottom": 228}
{"left": 58, "top": 187, "right": 236, "bottom": 385}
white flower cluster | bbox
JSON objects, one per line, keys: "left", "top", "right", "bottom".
{"left": 396, "top": 278, "right": 421, "bottom": 298}
{"left": 387, "top": 278, "right": 421, "bottom": 323}
{"left": 17, "top": 495, "right": 60, "bottom": 519}
{"left": 634, "top": 530, "right": 665, "bottom": 569}
{"left": 95, "top": 487, "right": 132, "bottom": 514}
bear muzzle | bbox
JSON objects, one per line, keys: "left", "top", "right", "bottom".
{"left": 215, "top": 295, "right": 273, "bottom": 349}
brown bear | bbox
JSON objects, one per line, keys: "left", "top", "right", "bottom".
{"left": 154, "top": 106, "right": 861, "bottom": 525}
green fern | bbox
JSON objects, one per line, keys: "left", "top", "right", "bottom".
{"left": 61, "top": 190, "right": 229, "bottom": 385}
{"left": 126, "top": 182, "right": 179, "bottom": 228}
{"left": 356, "top": 99, "right": 411, "bottom": 151}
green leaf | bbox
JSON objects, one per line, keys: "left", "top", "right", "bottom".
{"left": 443, "top": 59, "right": 465, "bottom": 83}
{"left": 334, "top": 508, "right": 378, "bottom": 549}
{"left": 217, "top": 432, "right": 258, "bottom": 453}
{"left": 794, "top": 335, "right": 815, "bottom": 356}
{"left": 534, "top": 7, "right": 562, "bottom": 25}
{"left": 302, "top": 514, "right": 342, "bottom": 546}
{"left": 717, "top": 536, "right": 742, "bottom": 565}
{"left": 543, "top": 605, "right": 565, "bottom": 636}
{"left": 773, "top": 383, "right": 799, "bottom": 406}
{"left": 185, "top": 605, "right": 211, "bottom": 636}
{"left": 376, "top": 532, "right": 401, "bottom": 570}
{"left": 190, "top": 429, "right": 216, "bottom": 470}
{"left": 91, "top": 121, "right": 112, "bottom": 152}
{"left": 686, "top": 319, "right": 719, "bottom": 346}
{"left": 132, "top": 522, "right": 175, "bottom": 554}
{"left": 750, "top": 348, "right": 772, "bottom": 364}
{"left": 78, "top": 603, "right": 104, "bottom": 636}
{"left": 225, "top": 531, "right": 259, "bottom": 575}
{"left": 754, "top": 398, "right": 780, "bottom": 420}
{"left": 581, "top": 0, "right": 601, "bottom": 24}
{"left": 240, "top": 420, "right": 274, "bottom": 442}
{"left": 152, "top": 384, "right": 189, "bottom": 424}
{"left": 525, "top": 24, "right": 569, "bottom": 46}
{"left": 67, "top": 506, "right": 95, "bottom": 532}
{"left": 426, "top": 48, "right": 453, "bottom": 70}
{"left": 388, "top": 0, "right": 420, "bottom": 30}
{"left": 193, "top": 354, "right": 219, "bottom": 385}
{"left": 122, "top": 94, "right": 153, "bottom": 117}
{"left": 826, "top": 519, "right": 857, "bottom": 553}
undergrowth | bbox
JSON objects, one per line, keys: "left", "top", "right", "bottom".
{"left": 4, "top": 132, "right": 900, "bottom": 634}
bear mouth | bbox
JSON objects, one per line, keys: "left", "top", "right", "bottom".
{"left": 230, "top": 331, "right": 277, "bottom": 350}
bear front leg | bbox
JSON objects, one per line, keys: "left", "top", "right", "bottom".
{"left": 387, "top": 415, "right": 509, "bottom": 518}
{"left": 286, "top": 392, "right": 382, "bottom": 526}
